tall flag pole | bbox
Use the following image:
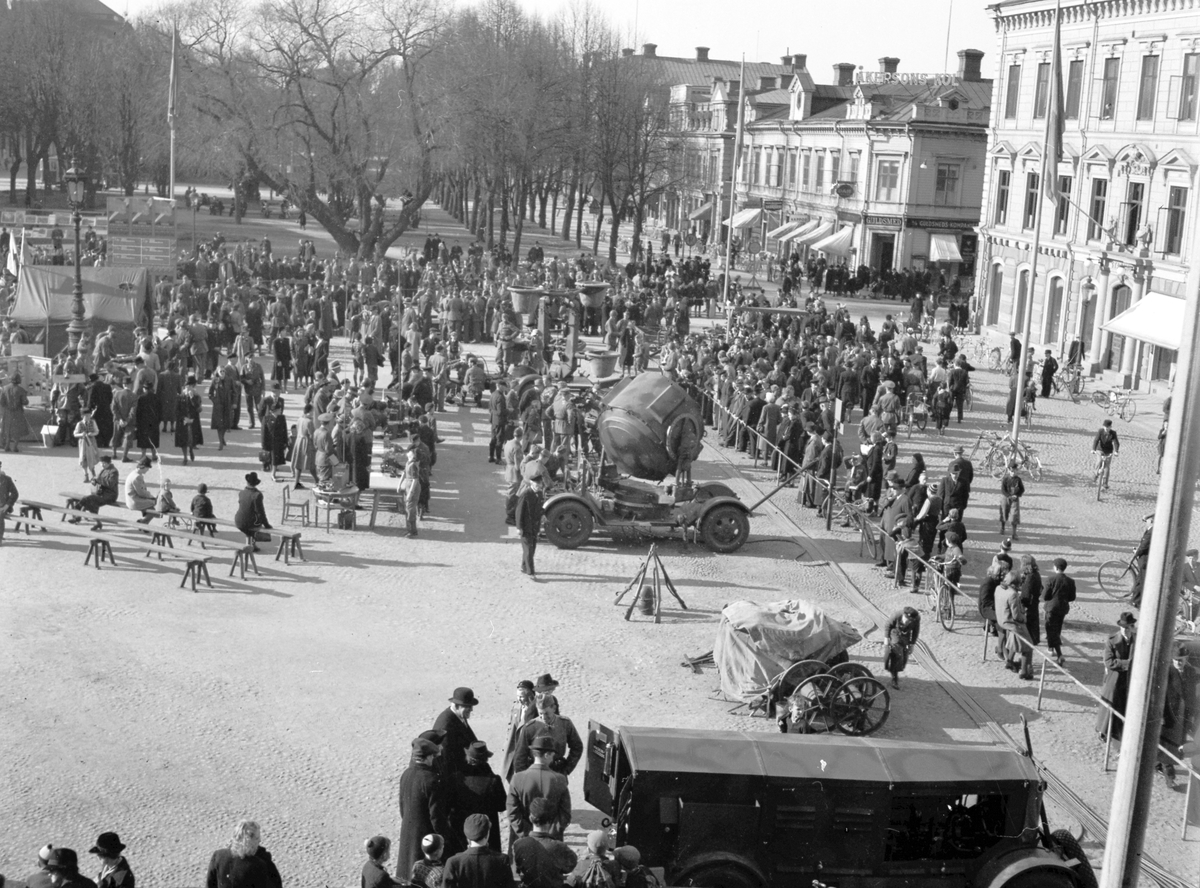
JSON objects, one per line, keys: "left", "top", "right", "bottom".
{"left": 168, "top": 23, "right": 178, "bottom": 202}
{"left": 1009, "top": 0, "right": 1062, "bottom": 445}
{"left": 721, "top": 55, "right": 746, "bottom": 308}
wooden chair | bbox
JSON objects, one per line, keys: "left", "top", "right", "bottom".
{"left": 281, "top": 484, "right": 311, "bottom": 527}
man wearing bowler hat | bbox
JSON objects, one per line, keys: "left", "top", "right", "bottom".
{"left": 506, "top": 734, "right": 571, "bottom": 841}
{"left": 398, "top": 738, "right": 454, "bottom": 879}
{"left": 432, "top": 687, "right": 479, "bottom": 778}
{"left": 43, "top": 849, "right": 96, "bottom": 888}
{"left": 441, "top": 814, "right": 512, "bottom": 888}
{"left": 88, "top": 833, "right": 133, "bottom": 888}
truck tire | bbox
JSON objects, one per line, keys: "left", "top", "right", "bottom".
{"left": 545, "top": 501, "right": 593, "bottom": 549}
{"left": 680, "top": 863, "right": 763, "bottom": 888}
{"left": 700, "top": 504, "right": 749, "bottom": 553}
{"left": 997, "top": 871, "right": 1076, "bottom": 888}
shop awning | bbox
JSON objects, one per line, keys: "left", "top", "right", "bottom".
{"left": 766, "top": 220, "right": 799, "bottom": 238}
{"left": 723, "top": 207, "right": 763, "bottom": 228}
{"left": 793, "top": 221, "right": 834, "bottom": 246}
{"left": 779, "top": 219, "right": 818, "bottom": 244}
{"left": 929, "top": 233, "right": 964, "bottom": 263}
{"left": 1101, "top": 292, "right": 1186, "bottom": 351}
{"left": 810, "top": 226, "right": 855, "bottom": 256}
{"left": 688, "top": 201, "right": 714, "bottom": 221}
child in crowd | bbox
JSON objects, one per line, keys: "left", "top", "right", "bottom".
{"left": 941, "top": 530, "right": 966, "bottom": 592}
{"left": 191, "top": 482, "right": 216, "bottom": 535}
{"left": 156, "top": 479, "right": 180, "bottom": 525}
{"left": 410, "top": 834, "right": 443, "bottom": 888}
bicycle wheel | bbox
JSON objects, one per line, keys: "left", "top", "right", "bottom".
{"left": 1069, "top": 374, "right": 1085, "bottom": 402}
{"left": 1095, "top": 461, "right": 1104, "bottom": 500}
{"left": 988, "top": 347, "right": 1002, "bottom": 371}
{"left": 938, "top": 584, "right": 956, "bottom": 631}
{"left": 1121, "top": 399, "right": 1137, "bottom": 422}
{"left": 1091, "top": 391, "right": 1109, "bottom": 408}
{"left": 915, "top": 409, "right": 927, "bottom": 431}
{"left": 1097, "top": 560, "right": 1136, "bottom": 599}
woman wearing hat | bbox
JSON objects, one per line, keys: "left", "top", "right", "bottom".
{"left": 74, "top": 406, "right": 101, "bottom": 483}
{"left": 260, "top": 401, "right": 290, "bottom": 481}
{"left": 235, "top": 472, "right": 272, "bottom": 550}
{"left": 290, "top": 404, "right": 317, "bottom": 489}
{"left": 89, "top": 832, "right": 133, "bottom": 888}
{"left": 1097, "top": 612, "right": 1137, "bottom": 741}
{"left": 175, "top": 375, "right": 204, "bottom": 465}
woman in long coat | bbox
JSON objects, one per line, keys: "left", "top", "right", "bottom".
{"left": 261, "top": 401, "right": 290, "bottom": 480}
{"left": 349, "top": 420, "right": 372, "bottom": 490}
{"left": 289, "top": 403, "right": 317, "bottom": 487}
{"left": 175, "top": 375, "right": 204, "bottom": 464}
{"left": 209, "top": 366, "right": 237, "bottom": 449}
{"left": 133, "top": 384, "right": 161, "bottom": 461}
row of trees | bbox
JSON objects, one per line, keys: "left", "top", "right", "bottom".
{"left": 0, "top": 0, "right": 685, "bottom": 262}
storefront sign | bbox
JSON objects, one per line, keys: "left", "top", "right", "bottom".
{"left": 856, "top": 71, "right": 960, "bottom": 86}
{"left": 864, "top": 214, "right": 903, "bottom": 229}
{"left": 761, "top": 198, "right": 784, "bottom": 211}
{"left": 906, "top": 217, "right": 979, "bottom": 231}
{"left": 834, "top": 182, "right": 855, "bottom": 198}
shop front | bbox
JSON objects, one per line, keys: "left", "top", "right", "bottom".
{"left": 904, "top": 217, "right": 979, "bottom": 282}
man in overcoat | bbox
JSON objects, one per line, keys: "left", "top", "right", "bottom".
{"left": 397, "top": 738, "right": 454, "bottom": 879}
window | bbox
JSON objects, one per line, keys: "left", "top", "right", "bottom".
{"left": 994, "top": 169, "right": 1012, "bottom": 225}
{"left": 876, "top": 159, "right": 900, "bottom": 201}
{"left": 788, "top": 151, "right": 798, "bottom": 187}
{"left": 815, "top": 153, "right": 825, "bottom": 190}
{"left": 934, "top": 163, "right": 961, "bottom": 206}
{"left": 1179, "top": 53, "right": 1199, "bottom": 121}
{"left": 1165, "top": 186, "right": 1188, "bottom": 255}
{"left": 1065, "top": 59, "right": 1084, "bottom": 119}
{"left": 1034, "top": 62, "right": 1051, "bottom": 118}
{"left": 1023, "top": 172, "right": 1040, "bottom": 229}
{"left": 1087, "top": 178, "right": 1108, "bottom": 240}
{"left": 830, "top": 152, "right": 840, "bottom": 186}
{"left": 801, "top": 153, "right": 811, "bottom": 190}
{"left": 1054, "top": 176, "right": 1072, "bottom": 235}
{"left": 1123, "top": 181, "right": 1145, "bottom": 245}
{"left": 752, "top": 148, "right": 762, "bottom": 185}
{"left": 1136, "top": 55, "right": 1159, "bottom": 120}
{"left": 849, "top": 153, "right": 860, "bottom": 183}
{"left": 1005, "top": 64, "right": 1021, "bottom": 119}
{"left": 1100, "top": 57, "right": 1119, "bottom": 120}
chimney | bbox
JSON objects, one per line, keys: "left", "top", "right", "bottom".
{"left": 696, "top": 46, "right": 710, "bottom": 61}
{"left": 957, "top": 48, "right": 985, "bottom": 82}
{"left": 879, "top": 56, "right": 900, "bottom": 74}
{"left": 833, "top": 62, "right": 855, "bottom": 87}
{"left": 642, "top": 43, "right": 657, "bottom": 57}
{"left": 792, "top": 54, "right": 807, "bottom": 70}
{"left": 621, "top": 48, "right": 634, "bottom": 57}
{"left": 781, "top": 55, "right": 792, "bottom": 66}
{"left": 758, "top": 75, "right": 777, "bottom": 90}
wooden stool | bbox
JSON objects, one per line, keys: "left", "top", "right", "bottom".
{"left": 230, "top": 545, "right": 260, "bottom": 579}
{"left": 180, "top": 557, "right": 213, "bottom": 592}
{"left": 275, "top": 532, "right": 305, "bottom": 565}
{"left": 13, "top": 504, "right": 44, "bottom": 534}
{"left": 85, "top": 537, "right": 116, "bottom": 569}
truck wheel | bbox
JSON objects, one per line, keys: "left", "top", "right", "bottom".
{"left": 681, "top": 863, "right": 763, "bottom": 888}
{"left": 700, "top": 505, "right": 749, "bottom": 553}
{"left": 997, "top": 871, "right": 1075, "bottom": 888}
{"left": 545, "top": 502, "right": 593, "bottom": 549}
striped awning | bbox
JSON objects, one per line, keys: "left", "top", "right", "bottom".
{"left": 779, "top": 219, "right": 818, "bottom": 243}
{"left": 929, "top": 233, "right": 963, "bottom": 263}
{"left": 722, "top": 207, "right": 763, "bottom": 228}
{"left": 766, "top": 220, "right": 798, "bottom": 238}
{"left": 793, "top": 220, "right": 834, "bottom": 246}
{"left": 811, "top": 226, "right": 855, "bottom": 256}
{"left": 688, "top": 201, "right": 714, "bottom": 220}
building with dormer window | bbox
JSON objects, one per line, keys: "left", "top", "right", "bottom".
{"left": 975, "top": 0, "right": 1198, "bottom": 389}
{"left": 729, "top": 51, "right": 992, "bottom": 281}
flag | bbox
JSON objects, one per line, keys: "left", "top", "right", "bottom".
{"left": 1042, "top": 0, "right": 1064, "bottom": 204}
{"left": 6, "top": 228, "right": 28, "bottom": 279}
{"left": 167, "top": 24, "right": 178, "bottom": 125}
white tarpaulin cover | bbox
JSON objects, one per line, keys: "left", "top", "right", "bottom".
{"left": 929, "top": 233, "right": 964, "bottom": 263}
{"left": 793, "top": 220, "right": 834, "bottom": 246}
{"left": 688, "top": 201, "right": 714, "bottom": 220}
{"left": 779, "top": 219, "right": 818, "bottom": 243}
{"left": 766, "top": 220, "right": 799, "bottom": 238}
{"left": 9, "top": 266, "right": 149, "bottom": 324}
{"left": 715, "top": 599, "right": 863, "bottom": 702}
{"left": 811, "top": 226, "right": 854, "bottom": 256}
{"left": 722, "top": 207, "right": 763, "bottom": 229}
{"left": 1101, "top": 292, "right": 1185, "bottom": 351}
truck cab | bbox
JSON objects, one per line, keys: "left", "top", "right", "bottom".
{"left": 585, "top": 724, "right": 1083, "bottom": 888}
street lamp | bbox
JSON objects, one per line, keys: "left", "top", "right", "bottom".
{"left": 63, "top": 161, "right": 89, "bottom": 353}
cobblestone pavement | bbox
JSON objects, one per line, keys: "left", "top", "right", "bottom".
{"left": 2, "top": 203, "right": 1197, "bottom": 886}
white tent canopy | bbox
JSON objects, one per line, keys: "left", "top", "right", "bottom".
{"left": 766, "top": 220, "right": 798, "bottom": 238}
{"left": 811, "top": 226, "right": 854, "bottom": 256}
{"left": 723, "top": 207, "right": 763, "bottom": 229}
{"left": 793, "top": 220, "right": 833, "bottom": 246}
{"left": 1101, "top": 292, "right": 1185, "bottom": 351}
{"left": 779, "top": 220, "right": 818, "bottom": 243}
{"left": 929, "top": 233, "right": 964, "bottom": 263}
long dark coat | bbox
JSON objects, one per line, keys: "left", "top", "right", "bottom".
{"left": 85, "top": 379, "right": 114, "bottom": 448}
{"left": 261, "top": 412, "right": 289, "bottom": 467}
{"left": 398, "top": 762, "right": 454, "bottom": 878}
{"left": 134, "top": 392, "right": 160, "bottom": 449}
{"left": 175, "top": 392, "right": 205, "bottom": 448}
{"left": 1096, "top": 631, "right": 1135, "bottom": 738}
{"left": 209, "top": 375, "right": 237, "bottom": 430}
{"left": 451, "top": 761, "right": 506, "bottom": 852}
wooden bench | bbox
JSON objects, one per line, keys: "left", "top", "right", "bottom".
{"left": 141, "top": 543, "right": 214, "bottom": 591}
{"left": 8, "top": 514, "right": 119, "bottom": 568}
{"left": 170, "top": 514, "right": 302, "bottom": 567}
{"left": 365, "top": 488, "right": 405, "bottom": 529}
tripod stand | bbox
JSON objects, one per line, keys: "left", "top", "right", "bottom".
{"left": 614, "top": 543, "right": 688, "bottom": 623}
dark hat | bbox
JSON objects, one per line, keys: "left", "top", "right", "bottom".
{"left": 412, "top": 738, "right": 440, "bottom": 757}
{"left": 45, "top": 849, "right": 79, "bottom": 872}
{"left": 365, "top": 836, "right": 390, "bottom": 858}
{"left": 318, "top": 412, "right": 334, "bottom": 422}
{"left": 902, "top": 606, "right": 919, "bottom": 620}
{"left": 463, "top": 813, "right": 491, "bottom": 842}
{"left": 466, "top": 741, "right": 493, "bottom": 762}
{"left": 421, "top": 834, "right": 443, "bottom": 857}
{"left": 185, "top": 374, "right": 197, "bottom": 385}
{"left": 88, "top": 372, "right": 99, "bottom": 382}
{"left": 136, "top": 456, "right": 153, "bottom": 469}
{"left": 1000, "top": 538, "right": 1013, "bottom": 551}
{"left": 89, "top": 833, "right": 126, "bottom": 856}
{"left": 1117, "top": 611, "right": 1137, "bottom": 627}
{"left": 419, "top": 729, "right": 446, "bottom": 744}
{"left": 516, "top": 679, "right": 534, "bottom": 691}
{"left": 99, "top": 454, "right": 113, "bottom": 463}
{"left": 952, "top": 446, "right": 964, "bottom": 455}
{"left": 529, "top": 732, "right": 557, "bottom": 753}
{"left": 245, "top": 472, "right": 262, "bottom": 487}
{"left": 1053, "top": 557, "right": 1068, "bottom": 570}
{"left": 450, "top": 687, "right": 479, "bottom": 706}
{"left": 533, "top": 673, "right": 559, "bottom": 693}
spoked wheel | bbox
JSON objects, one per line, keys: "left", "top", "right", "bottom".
{"left": 828, "top": 661, "right": 874, "bottom": 681}
{"left": 699, "top": 504, "right": 750, "bottom": 553}
{"left": 1091, "top": 391, "right": 1109, "bottom": 409}
{"left": 793, "top": 674, "right": 840, "bottom": 733}
{"left": 915, "top": 409, "right": 928, "bottom": 431}
{"left": 1027, "top": 456, "right": 1042, "bottom": 481}
{"left": 1070, "top": 374, "right": 1086, "bottom": 401}
{"left": 1120, "top": 399, "right": 1137, "bottom": 422}
{"left": 1097, "top": 559, "right": 1136, "bottom": 599}
{"left": 832, "top": 676, "right": 891, "bottom": 736}
{"left": 772, "top": 659, "right": 829, "bottom": 700}
{"left": 937, "top": 583, "right": 956, "bottom": 631}
{"left": 544, "top": 502, "right": 594, "bottom": 549}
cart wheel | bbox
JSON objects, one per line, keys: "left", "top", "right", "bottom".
{"left": 832, "top": 676, "right": 891, "bottom": 736}
{"left": 700, "top": 504, "right": 750, "bottom": 553}
{"left": 544, "top": 502, "right": 593, "bottom": 549}
{"left": 828, "top": 661, "right": 873, "bottom": 681}
{"left": 773, "top": 659, "right": 829, "bottom": 700}
{"left": 793, "top": 674, "right": 840, "bottom": 733}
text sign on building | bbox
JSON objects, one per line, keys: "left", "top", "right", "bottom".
{"left": 761, "top": 198, "right": 785, "bottom": 211}
{"left": 864, "top": 214, "right": 903, "bottom": 229}
{"left": 906, "top": 217, "right": 980, "bottom": 231}
{"left": 856, "top": 71, "right": 960, "bottom": 86}
{"left": 106, "top": 196, "right": 177, "bottom": 267}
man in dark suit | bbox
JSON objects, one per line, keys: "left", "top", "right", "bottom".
{"left": 432, "top": 687, "right": 479, "bottom": 778}
{"left": 515, "top": 476, "right": 544, "bottom": 578}
{"left": 85, "top": 373, "right": 115, "bottom": 448}
{"left": 234, "top": 472, "right": 272, "bottom": 549}
{"left": 487, "top": 381, "right": 508, "bottom": 464}
{"left": 397, "top": 739, "right": 454, "bottom": 879}
{"left": 441, "top": 815, "right": 512, "bottom": 888}
{"left": 948, "top": 446, "right": 974, "bottom": 517}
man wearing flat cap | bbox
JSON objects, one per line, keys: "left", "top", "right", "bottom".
{"left": 506, "top": 734, "right": 571, "bottom": 842}
{"left": 432, "top": 688, "right": 479, "bottom": 778}
{"left": 398, "top": 738, "right": 454, "bottom": 879}
{"left": 441, "top": 814, "right": 512, "bottom": 888}
{"left": 89, "top": 833, "right": 133, "bottom": 888}
{"left": 43, "top": 849, "right": 96, "bottom": 888}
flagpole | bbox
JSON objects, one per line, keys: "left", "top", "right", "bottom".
{"left": 168, "top": 24, "right": 177, "bottom": 203}
{"left": 1009, "top": 0, "right": 1060, "bottom": 445}
{"left": 722, "top": 55, "right": 746, "bottom": 309}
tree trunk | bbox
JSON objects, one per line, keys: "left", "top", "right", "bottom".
{"left": 538, "top": 184, "right": 549, "bottom": 230}
{"left": 561, "top": 163, "right": 579, "bottom": 241}
{"left": 8, "top": 150, "right": 21, "bottom": 204}
{"left": 631, "top": 204, "right": 644, "bottom": 267}
{"left": 512, "top": 175, "right": 528, "bottom": 261}
{"left": 486, "top": 186, "right": 495, "bottom": 249}
{"left": 499, "top": 180, "right": 510, "bottom": 253}
{"left": 592, "top": 211, "right": 604, "bottom": 257}
{"left": 550, "top": 188, "right": 559, "bottom": 235}
{"left": 469, "top": 177, "right": 482, "bottom": 236}
{"left": 576, "top": 192, "right": 586, "bottom": 249}
{"left": 608, "top": 210, "right": 620, "bottom": 265}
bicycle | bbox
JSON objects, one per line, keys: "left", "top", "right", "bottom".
{"left": 1097, "top": 551, "right": 1141, "bottom": 600}
{"left": 1091, "top": 387, "right": 1137, "bottom": 422}
{"left": 926, "top": 556, "right": 957, "bottom": 630}
{"left": 1093, "top": 451, "right": 1115, "bottom": 499}
{"left": 1052, "top": 364, "right": 1086, "bottom": 403}
{"left": 976, "top": 430, "right": 1042, "bottom": 481}
{"left": 904, "top": 388, "right": 928, "bottom": 438}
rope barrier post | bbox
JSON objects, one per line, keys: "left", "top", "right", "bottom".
{"left": 1036, "top": 654, "right": 1048, "bottom": 711}
{"left": 1182, "top": 769, "right": 1193, "bottom": 840}
{"left": 1103, "top": 707, "right": 1114, "bottom": 772}
{"left": 981, "top": 620, "right": 990, "bottom": 662}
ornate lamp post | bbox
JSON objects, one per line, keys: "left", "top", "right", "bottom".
{"left": 63, "top": 162, "right": 89, "bottom": 352}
